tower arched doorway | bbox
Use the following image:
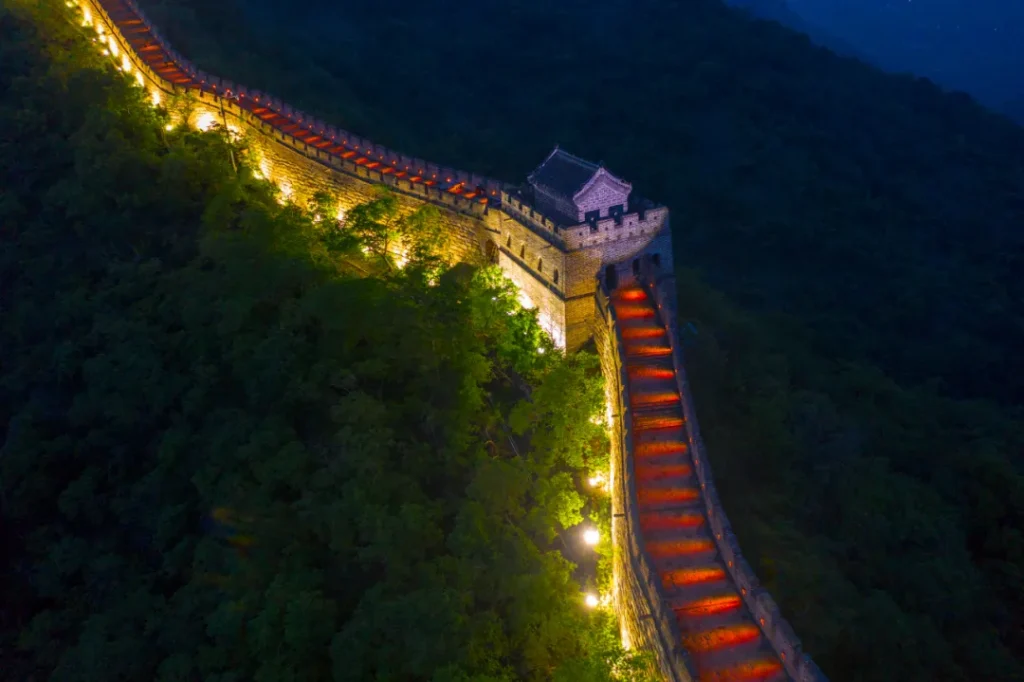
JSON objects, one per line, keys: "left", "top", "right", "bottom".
{"left": 604, "top": 264, "right": 618, "bottom": 291}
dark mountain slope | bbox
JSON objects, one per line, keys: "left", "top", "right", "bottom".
{"left": 724, "top": 0, "right": 873, "bottom": 61}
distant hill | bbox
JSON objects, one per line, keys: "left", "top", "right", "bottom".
{"left": 724, "top": 0, "right": 874, "bottom": 63}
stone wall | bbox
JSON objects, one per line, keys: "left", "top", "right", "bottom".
{"left": 79, "top": 0, "right": 672, "bottom": 352}
{"left": 635, "top": 257, "right": 828, "bottom": 682}
{"left": 594, "top": 285, "right": 696, "bottom": 682}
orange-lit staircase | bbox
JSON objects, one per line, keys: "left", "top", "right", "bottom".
{"left": 612, "top": 285, "right": 786, "bottom": 682}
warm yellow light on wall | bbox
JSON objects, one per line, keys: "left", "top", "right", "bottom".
{"left": 135, "top": 71, "right": 145, "bottom": 87}
{"left": 278, "top": 181, "right": 294, "bottom": 205}
{"left": 194, "top": 111, "right": 218, "bottom": 132}
{"left": 151, "top": 89, "right": 161, "bottom": 106}
{"left": 109, "top": 40, "right": 118, "bottom": 58}
{"left": 336, "top": 206, "right": 346, "bottom": 222}
{"left": 82, "top": 8, "right": 91, "bottom": 25}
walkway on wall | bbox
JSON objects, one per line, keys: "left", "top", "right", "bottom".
{"left": 95, "top": 0, "right": 492, "bottom": 202}
{"left": 611, "top": 285, "right": 786, "bottom": 682}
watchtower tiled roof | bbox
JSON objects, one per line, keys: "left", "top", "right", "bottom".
{"left": 528, "top": 147, "right": 601, "bottom": 200}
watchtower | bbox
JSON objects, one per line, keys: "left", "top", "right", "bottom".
{"left": 493, "top": 147, "right": 673, "bottom": 351}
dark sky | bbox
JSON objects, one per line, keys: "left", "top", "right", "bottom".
{"left": 786, "top": 0, "right": 1024, "bottom": 107}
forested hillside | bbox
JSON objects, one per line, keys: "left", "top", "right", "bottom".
{"left": 0, "top": 3, "right": 646, "bottom": 680}
{"left": 114, "top": 0, "right": 1024, "bottom": 680}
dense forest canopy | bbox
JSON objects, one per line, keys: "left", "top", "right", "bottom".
{"left": 2, "top": 0, "right": 1023, "bottom": 681}
{"left": 0, "top": 3, "right": 650, "bottom": 680}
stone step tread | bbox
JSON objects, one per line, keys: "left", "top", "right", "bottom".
{"left": 696, "top": 654, "right": 786, "bottom": 682}
{"left": 665, "top": 574, "right": 741, "bottom": 604}
{"left": 692, "top": 639, "right": 784, "bottom": 682}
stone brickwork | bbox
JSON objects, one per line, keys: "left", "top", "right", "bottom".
{"left": 575, "top": 172, "right": 631, "bottom": 221}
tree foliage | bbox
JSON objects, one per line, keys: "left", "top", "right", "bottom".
{"left": 0, "top": 5, "right": 644, "bottom": 681}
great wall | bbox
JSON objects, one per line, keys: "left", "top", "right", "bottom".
{"left": 68, "top": 0, "right": 828, "bottom": 679}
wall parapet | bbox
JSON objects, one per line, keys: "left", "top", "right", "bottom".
{"left": 596, "top": 285, "right": 697, "bottom": 682}
{"left": 634, "top": 259, "right": 828, "bottom": 682}
{"left": 81, "top": 0, "right": 503, "bottom": 221}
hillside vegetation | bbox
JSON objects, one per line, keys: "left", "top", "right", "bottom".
{"left": 0, "top": 3, "right": 649, "bottom": 680}
{"left": 121, "top": 0, "right": 1024, "bottom": 680}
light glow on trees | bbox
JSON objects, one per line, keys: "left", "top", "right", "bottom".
{"left": 582, "top": 527, "right": 600, "bottom": 546}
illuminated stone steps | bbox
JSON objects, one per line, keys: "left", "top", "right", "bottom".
{"left": 621, "top": 325, "right": 666, "bottom": 340}
{"left": 641, "top": 510, "right": 704, "bottom": 531}
{"left": 637, "top": 487, "right": 701, "bottom": 511}
{"left": 631, "top": 391, "right": 681, "bottom": 411}
{"left": 699, "top": 657, "right": 786, "bottom": 682}
{"left": 608, "top": 282, "right": 790, "bottom": 681}
{"left": 616, "top": 304, "right": 657, "bottom": 320}
{"left": 633, "top": 413, "right": 685, "bottom": 431}
{"left": 635, "top": 462, "right": 692, "bottom": 482}
{"left": 613, "top": 286, "right": 647, "bottom": 302}
{"left": 626, "top": 344, "right": 673, "bottom": 358}
{"left": 629, "top": 365, "right": 676, "bottom": 381}
{"left": 635, "top": 440, "right": 688, "bottom": 458}
{"left": 646, "top": 537, "right": 716, "bottom": 560}
{"left": 684, "top": 622, "right": 761, "bottom": 655}
{"left": 676, "top": 593, "right": 743, "bottom": 619}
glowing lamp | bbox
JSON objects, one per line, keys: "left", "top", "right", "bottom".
{"left": 584, "top": 593, "right": 599, "bottom": 608}
{"left": 537, "top": 347, "right": 545, "bottom": 354}
{"left": 582, "top": 528, "right": 600, "bottom": 546}
{"left": 164, "top": 124, "right": 173, "bottom": 131}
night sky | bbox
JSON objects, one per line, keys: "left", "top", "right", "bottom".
{"left": 786, "top": 0, "right": 1024, "bottom": 107}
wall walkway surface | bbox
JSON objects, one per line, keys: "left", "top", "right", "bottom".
{"left": 67, "top": 2, "right": 827, "bottom": 678}
{"left": 597, "top": 258, "right": 828, "bottom": 682}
